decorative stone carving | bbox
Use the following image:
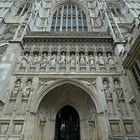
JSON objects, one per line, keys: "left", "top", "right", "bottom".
{"left": 110, "top": 122, "right": 121, "bottom": 136}
{"left": 22, "top": 79, "right": 33, "bottom": 98}
{"left": 81, "top": 80, "right": 96, "bottom": 91}
{"left": 39, "top": 79, "right": 56, "bottom": 91}
{"left": 124, "top": 122, "right": 134, "bottom": 135}
{"left": 0, "top": 123, "right": 9, "bottom": 134}
{"left": 11, "top": 79, "right": 21, "bottom": 99}
{"left": 13, "top": 123, "right": 23, "bottom": 135}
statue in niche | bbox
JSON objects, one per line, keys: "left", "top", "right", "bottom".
{"left": 20, "top": 53, "right": 29, "bottom": 68}
{"left": 40, "top": 53, "right": 48, "bottom": 68}
{"left": 89, "top": 54, "right": 94, "bottom": 66}
{"left": 97, "top": 53, "right": 105, "bottom": 66}
{"left": 50, "top": 53, "right": 57, "bottom": 67}
{"left": 79, "top": 53, "right": 85, "bottom": 66}
{"left": 31, "top": 53, "right": 39, "bottom": 67}
{"left": 70, "top": 53, "right": 76, "bottom": 66}
{"left": 11, "top": 79, "right": 21, "bottom": 98}
{"left": 107, "top": 52, "right": 115, "bottom": 66}
{"left": 60, "top": 53, "right": 66, "bottom": 65}
{"left": 114, "top": 80, "right": 123, "bottom": 98}
{"left": 22, "top": 79, "right": 33, "bottom": 98}
{"left": 17, "top": 24, "right": 25, "bottom": 38}
{"left": 103, "top": 80, "right": 112, "bottom": 98}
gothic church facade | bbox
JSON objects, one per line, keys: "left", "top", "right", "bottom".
{"left": 0, "top": 0, "right": 140, "bottom": 140}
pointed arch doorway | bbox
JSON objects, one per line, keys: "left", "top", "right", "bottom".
{"left": 55, "top": 105, "right": 80, "bottom": 140}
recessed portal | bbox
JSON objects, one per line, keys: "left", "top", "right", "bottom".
{"left": 55, "top": 105, "right": 80, "bottom": 140}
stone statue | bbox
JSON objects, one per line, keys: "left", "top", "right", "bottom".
{"left": 79, "top": 54, "right": 85, "bottom": 65}
{"left": 11, "top": 79, "right": 21, "bottom": 98}
{"left": 50, "top": 54, "right": 57, "bottom": 67}
{"left": 22, "top": 80, "right": 33, "bottom": 98}
{"left": 70, "top": 53, "right": 76, "bottom": 66}
{"left": 31, "top": 54, "right": 39, "bottom": 67}
{"left": 107, "top": 52, "right": 115, "bottom": 66}
{"left": 103, "top": 80, "right": 112, "bottom": 98}
{"left": 97, "top": 53, "right": 105, "bottom": 66}
{"left": 60, "top": 53, "right": 66, "bottom": 65}
{"left": 114, "top": 80, "right": 123, "bottom": 98}
{"left": 40, "top": 53, "right": 48, "bottom": 68}
{"left": 20, "top": 53, "right": 29, "bottom": 67}
{"left": 89, "top": 54, "right": 94, "bottom": 66}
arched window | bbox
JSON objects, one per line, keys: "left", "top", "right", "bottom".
{"left": 51, "top": 4, "right": 88, "bottom": 32}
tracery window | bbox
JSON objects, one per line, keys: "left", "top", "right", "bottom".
{"left": 51, "top": 4, "right": 88, "bottom": 32}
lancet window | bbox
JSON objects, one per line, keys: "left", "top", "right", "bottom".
{"left": 51, "top": 4, "right": 88, "bottom": 32}
{"left": 16, "top": 3, "right": 31, "bottom": 16}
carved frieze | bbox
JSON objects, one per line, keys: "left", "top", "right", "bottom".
{"left": 16, "top": 41, "right": 118, "bottom": 74}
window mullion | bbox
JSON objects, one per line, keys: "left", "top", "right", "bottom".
{"left": 66, "top": 5, "right": 68, "bottom": 31}
{"left": 60, "top": 6, "right": 64, "bottom": 31}
{"left": 55, "top": 10, "right": 59, "bottom": 31}
{"left": 76, "top": 6, "right": 78, "bottom": 32}
{"left": 81, "top": 11, "right": 84, "bottom": 32}
{"left": 19, "top": 4, "right": 27, "bottom": 17}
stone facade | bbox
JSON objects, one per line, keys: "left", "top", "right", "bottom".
{"left": 0, "top": 0, "right": 140, "bottom": 140}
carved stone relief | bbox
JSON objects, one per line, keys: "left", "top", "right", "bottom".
{"left": 0, "top": 25, "right": 18, "bottom": 42}
{"left": 12, "top": 121, "right": 23, "bottom": 135}
{"left": 16, "top": 42, "right": 118, "bottom": 74}
{"left": 124, "top": 122, "right": 135, "bottom": 135}
{"left": 110, "top": 121, "right": 121, "bottom": 136}
{"left": 0, "top": 123, "right": 9, "bottom": 135}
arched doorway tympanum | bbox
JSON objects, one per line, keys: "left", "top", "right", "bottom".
{"left": 55, "top": 105, "right": 80, "bottom": 140}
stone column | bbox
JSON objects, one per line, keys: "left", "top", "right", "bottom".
{"left": 24, "top": 111, "right": 36, "bottom": 140}
{"left": 96, "top": 112, "right": 109, "bottom": 140}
